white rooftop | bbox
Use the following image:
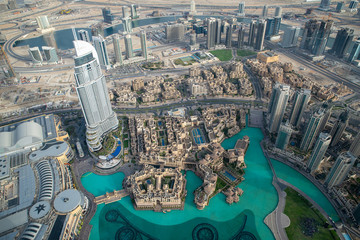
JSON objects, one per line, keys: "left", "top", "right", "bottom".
{"left": 29, "top": 201, "right": 50, "bottom": 219}
{"left": 0, "top": 209, "right": 28, "bottom": 233}
{"left": 54, "top": 189, "right": 83, "bottom": 214}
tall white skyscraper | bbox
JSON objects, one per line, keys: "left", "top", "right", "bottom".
{"left": 122, "top": 17, "right": 132, "bottom": 33}
{"left": 140, "top": 31, "right": 148, "bottom": 60}
{"left": 93, "top": 35, "right": 110, "bottom": 70}
{"left": 289, "top": 89, "right": 311, "bottom": 127}
{"left": 325, "top": 151, "right": 356, "bottom": 188}
{"left": 78, "top": 30, "right": 91, "bottom": 42}
{"left": 122, "top": 6, "right": 130, "bottom": 18}
{"left": 238, "top": 2, "right": 245, "bottom": 16}
{"left": 124, "top": 33, "right": 133, "bottom": 59}
{"left": 130, "top": 4, "right": 138, "bottom": 19}
{"left": 73, "top": 40, "right": 118, "bottom": 151}
{"left": 190, "top": 0, "right": 196, "bottom": 14}
{"left": 282, "top": 26, "right": 300, "bottom": 48}
{"left": 300, "top": 109, "right": 324, "bottom": 152}
{"left": 112, "top": 35, "right": 123, "bottom": 65}
{"left": 307, "top": 132, "right": 331, "bottom": 174}
{"left": 206, "top": 18, "right": 216, "bottom": 49}
{"left": 29, "top": 47, "right": 43, "bottom": 64}
{"left": 267, "top": 83, "right": 290, "bottom": 133}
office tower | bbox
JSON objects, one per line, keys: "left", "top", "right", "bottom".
{"left": 349, "top": 132, "right": 360, "bottom": 157}
{"left": 307, "top": 132, "right": 331, "bottom": 174}
{"left": 353, "top": 205, "right": 360, "bottom": 224}
{"left": 336, "top": 2, "right": 345, "bottom": 12}
{"left": 102, "top": 8, "right": 114, "bottom": 24}
{"left": 215, "top": 19, "right": 222, "bottom": 45}
{"left": 330, "top": 28, "right": 354, "bottom": 58}
{"left": 265, "top": 17, "right": 281, "bottom": 39}
{"left": 289, "top": 89, "right": 311, "bottom": 127}
{"left": 325, "top": 152, "right": 356, "bottom": 188}
{"left": 237, "top": 24, "right": 245, "bottom": 48}
{"left": 8, "top": 0, "right": 17, "bottom": 10}
{"left": 330, "top": 110, "right": 349, "bottom": 146}
{"left": 349, "top": 0, "right": 359, "bottom": 10}
{"left": 248, "top": 19, "right": 257, "bottom": 47}
{"left": 124, "top": 33, "right": 133, "bottom": 59}
{"left": 319, "top": 0, "right": 331, "bottom": 10}
{"left": 36, "top": 15, "right": 50, "bottom": 30}
{"left": 275, "top": 122, "right": 293, "bottom": 150}
{"left": 190, "top": 0, "right": 196, "bottom": 14}
{"left": 122, "top": 6, "right": 130, "bottom": 18}
{"left": 282, "top": 26, "right": 300, "bottom": 48}
{"left": 73, "top": 40, "right": 119, "bottom": 151}
{"left": 348, "top": 40, "right": 360, "bottom": 62}
{"left": 112, "top": 35, "right": 123, "bottom": 65}
{"left": 301, "top": 20, "right": 319, "bottom": 50}
{"left": 300, "top": 109, "right": 325, "bottom": 151}
{"left": 122, "top": 17, "right": 132, "bottom": 33}
{"left": 238, "top": 2, "right": 245, "bottom": 16}
{"left": 190, "top": 32, "right": 197, "bottom": 45}
{"left": 254, "top": 19, "right": 267, "bottom": 51}
{"left": 140, "top": 31, "right": 148, "bottom": 60}
{"left": 262, "top": 5, "right": 268, "bottom": 17}
{"left": 267, "top": 83, "right": 290, "bottom": 133}
{"left": 311, "top": 20, "right": 333, "bottom": 56}
{"left": 93, "top": 35, "right": 110, "bottom": 70}
{"left": 131, "top": 4, "right": 138, "bottom": 19}
{"left": 91, "top": 24, "right": 104, "bottom": 37}
{"left": 275, "top": 6, "right": 282, "bottom": 17}
{"left": 225, "top": 24, "right": 232, "bottom": 48}
{"left": 318, "top": 102, "right": 332, "bottom": 133}
{"left": 29, "top": 47, "right": 43, "bottom": 64}
{"left": 165, "top": 24, "right": 185, "bottom": 42}
{"left": 42, "top": 46, "right": 58, "bottom": 64}
{"left": 0, "top": 45, "right": 16, "bottom": 80}
{"left": 78, "top": 29, "right": 91, "bottom": 42}
{"left": 206, "top": 18, "right": 216, "bottom": 49}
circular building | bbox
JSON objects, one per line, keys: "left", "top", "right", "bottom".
{"left": 53, "top": 189, "right": 84, "bottom": 215}
{"left": 29, "top": 201, "right": 50, "bottom": 219}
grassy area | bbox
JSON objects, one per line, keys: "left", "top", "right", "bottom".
{"left": 284, "top": 188, "right": 340, "bottom": 240}
{"left": 142, "top": 61, "right": 163, "bottom": 70}
{"left": 237, "top": 49, "right": 256, "bottom": 57}
{"left": 210, "top": 49, "right": 233, "bottom": 61}
{"left": 174, "top": 58, "right": 196, "bottom": 66}
{"left": 215, "top": 178, "right": 227, "bottom": 191}
{"left": 93, "top": 135, "right": 116, "bottom": 157}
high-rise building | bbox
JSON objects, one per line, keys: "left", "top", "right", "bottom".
{"left": 206, "top": 18, "right": 217, "bottom": 49}
{"left": 325, "top": 151, "right": 356, "bottom": 188}
{"left": 122, "top": 6, "right": 130, "bottom": 18}
{"left": 336, "top": 2, "right": 345, "bottom": 12}
{"left": 140, "top": 31, "right": 148, "bottom": 60}
{"left": 289, "top": 89, "right": 311, "bottom": 127}
{"left": 78, "top": 29, "right": 91, "bottom": 42}
{"left": 330, "top": 28, "right": 354, "bottom": 58}
{"left": 262, "top": 5, "right": 268, "bottom": 17}
{"left": 254, "top": 19, "right": 267, "bottom": 51}
{"left": 348, "top": 39, "right": 360, "bottom": 63}
{"left": 248, "top": 19, "right": 257, "bottom": 47}
{"left": 190, "top": 0, "right": 196, "bottom": 14}
{"left": 275, "top": 6, "right": 282, "bottom": 17}
{"left": 36, "top": 16, "right": 51, "bottom": 30}
{"left": 0, "top": 45, "right": 16, "bottom": 80}
{"left": 165, "top": 24, "right": 185, "bottom": 42}
{"left": 215, "top": 19, "right": 222, "bottom": 45}
{"left": 300, "top": 109, "right": 325, "bottom": 151}
{"left": 93, "top": 35, "right": 110, "bottom": 70}
{"left": 91, "top": 24, "right": 104, "bottom": 37}
{"left": 73, "top": 40, "right": 119, "bottom": 151}
{"left": 238, "top": 2, "right": 245, "bottom": 16}
{"left": 42, "top": 46, "right": 58, "bottom": 64}
{"left": 311, "top": 20, "right": 333, "bottom": 56}
{"left": 112, "top": 35, "right": 123, "bottom": 65}
{"left": 282, "top": 26, "right": 300, "bottom": 48}
{"left": 29, "top": 47, "right": 43, "bottom": 64}
{"left": 330, "top": 110, "right": 349, "bottom": 146}
{"left": 102, "top": 8, "right": 114, "bottom": 24}
{"left": 122, "top": 17, "right": 132, "bottom": 33}
{"left": 190, "top": 32, "right": 197, "bottom": 46}
{"left": 225, "top": 24, "right": 233, "bottom": 48}
{"left": 267, "top": 83, "right": 290, "bottom": 133}
{"left": 131, "top": 4, "right": 139, "bottom": 19}
{"left": 237, "top": 24, "right": 245, "bottom": 49}
{"left": 349, "top": 132, "right": 360, "bottom": 157}
{"left": 307, "top": 132, "right": 331, "bottom": 174}
{"left": 124, "top": 33, "right": 133, "bottom": 59}
{"left": 318, "top": 102, "right": 332, "bottom": 133}
{"left": 301, "top": 20, "right": 320, "bottom": 51}
{"left": 275, "top": 122, "right": 293, "bottom": 150}
{"left": 319, "top": 0, "right": 331, "bottom": 10}
{"left": 265, "top": 17, "right": 281, "bottom": 39}
{"left": 349, "top": 0, "right": 359, "bottom": 10}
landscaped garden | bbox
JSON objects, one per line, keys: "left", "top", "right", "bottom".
{"left": 237, "top": 49, "right": 256, "bottom": 57}
{"left": 210, "top": 49, "right": 233, "bottom": 61}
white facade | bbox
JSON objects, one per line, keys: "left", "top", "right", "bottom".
{"left": 307, "top": 132, "right": 331, "bottom": 173}
{"left": 92, "top": 35, "right": 110, "bottom": 70}
{"left": 267, "top": 83, "right": 290, "bottom": 133}
{"left": 325, "top": 152, "right": 356, "bottom": 188}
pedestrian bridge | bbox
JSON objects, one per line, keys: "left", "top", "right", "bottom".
{"left": 94, "top": 189, "right": 129, "bottom": 205}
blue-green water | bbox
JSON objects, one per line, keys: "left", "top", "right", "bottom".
{"left": 81, "top": 127, "right": 278, "bottom": 240}
{"left": 80, "top": 172, "right": 125, "bottom": 197}
{"left": 271, "top": 159, "right": 340, "bottom": 222}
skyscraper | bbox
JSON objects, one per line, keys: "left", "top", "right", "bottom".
{"left": 330, "top": 28, "right": 354, "bottom": 58}
{"left": 78, "top": 29, "right": 91, "bottom": 42}
{"left": 349, "top": 0, "right": 359, "bottom": 10}
{"left": 265, "top": 17, "right": 281, "bottom": 39}
{"left": 254, "top": 19, "right": 267, "bottom": 51}
{"left": 330, "top": 110, "right": 349, "bottom": 147}
{"left": 190, "top": 32, "right": 197, "bottom": 46}
{"left": 122, "top": 17, "right": 132, "bottom": 33}
{"left": 325, "top": 151, "right": 356, "bottom": 188}
{"left": 307, "top": 132, "right": 331, "bottom": 174}
{"left": 262, "top": 5, "right": 268, "bottom": 17}
{"left": 225, "top": 24, "right": 232, "bottom": 48}
{"left": 319, "top": 0, "right": 331, "bottom": 10}
{"left": 238, "top": 2, "right": 245, "bottom": 16}
{"left": 93, "top": 35, "right": 110, "bottom": 70}
{"left": 289, "top": 89, "right": 311, "bottom": 127}
{"left": 275, "top": 122, "right": 293, "bottom": 150}
{"left": 267, "top": 83, "right": 290, "bottom": 133}
{"left": 237, "top": 24, "right": 245, "bottom": 49}
{"left": 318, "top": 102, "right": 332, "bottom": 133}
{"left": 42, "top": 46, "right": 58, "bottom": 64}
{"left": 206, "top": 18, "right": 216, "bottom": 49}
{"left": 215, "top": 19, "right": 222, "bottom": 45}
{"left": 131, "top": 4, "right": 138, "bottom": 19}
{"left": 190, "top": 0, "right": 196, "bottom": 14}
{"left": 29, "top": 47, "right": 43, "bottom": 64}
{"left": 282, "top": 26, "right": 300, "bottom": 48}
{"left": 348, "top": 40, "right": 360, "bottom": 63}
{"left": 311, "top": 20, "right": 333, "bottom": 56}
{"left": 248, "top": 20, "right": 257, "bottom": 47}
{"left": 102, "top": 8, "right": 114, "bottom": 24}
{"left": 36, "top": 16, "right": 51, "bottom": 30}
{"left": 73, "top": 40, "right": 118, "bottom": 151}
{"left": 122, "top": 6, "right": 130, "bottom": 18}
{"left": 140, "top": 31, "right": 148, "bottom": 60}
{"left": 124, "top": 33, "right": 133, "bottom": 59}
{"left": 275, "top": 6, "right": 282, "bottom": 17}
{"left": 349, "top": 132, "right": 360, "bottom": 157}
{"left": 336, "top": 2, "right": 345, "bottom": 12}
{"left": 300, "top": 109, "right": 325, "bottom": 152}
{"left": 165, "top": 24, "right": 185, "bottom": 42}
{"left": 112, "top": 35, "right": 123, "bottom": 65}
